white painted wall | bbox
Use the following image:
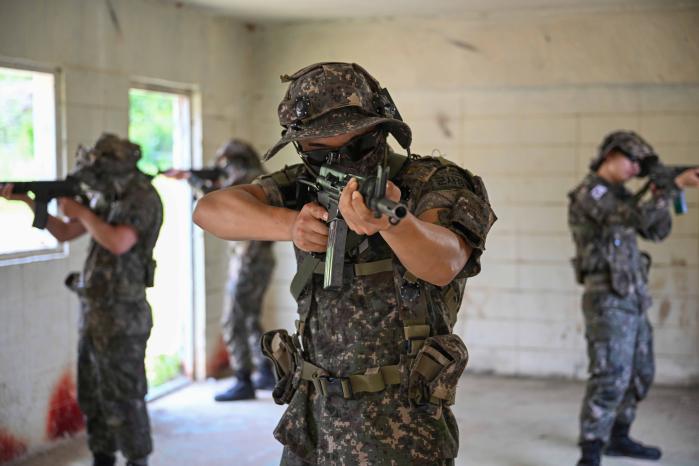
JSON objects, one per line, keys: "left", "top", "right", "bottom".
{"left": 0, "top": 0, "right": 252, "bottom": 460}
{"left": 250, "top": 6, "right": 699, "bottom": 386}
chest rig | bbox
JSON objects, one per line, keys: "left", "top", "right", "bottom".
{"left": 262, "top": 153, "right": 466, "bottom": 406}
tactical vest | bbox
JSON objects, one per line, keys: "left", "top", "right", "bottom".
{"left": 262, "top": 153, "right": 469, "bottom": 408}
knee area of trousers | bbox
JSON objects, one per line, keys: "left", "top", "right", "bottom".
{"left": 593, "top": 381, "right": 627, "bottom": 404}
{"left": 102, "top": 399, "right": 147, "bottom": 426}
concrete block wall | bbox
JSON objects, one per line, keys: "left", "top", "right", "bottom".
{"left": 251, "top": 6, "right": 699, "bottom": 385}
{"left": 1, "top": 0, "right": 698, "bottom": 462}
{"left": 0, "top": 0, "right": 252, "bottom": 461}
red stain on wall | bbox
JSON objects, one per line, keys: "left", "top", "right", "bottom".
{"left": 46, "top": 370, "right": 84, "bottom": 440}
{"left": 0, "top": 428, "right": 27, "bottom": 463}
{"left": 206, "top": 334, "right": 231, "bottom": 377}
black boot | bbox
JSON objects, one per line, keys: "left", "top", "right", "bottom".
{"left": 605, "top": 422, "right": 662, "bottom": 460}
{"left": 214, "top": 371, "right": 255, "bottom": 401}
{"left": 576, "top": 440, "right": 602, "bottom": 466}
{"left": 253, "top": 361, "right": 276, "bottom": 390}
{"left": 92, "top": 452, "right": 116, "bottom": 466}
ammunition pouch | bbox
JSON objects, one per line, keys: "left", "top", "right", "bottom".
{"left": 64, "top": 272, "right": 85, "bottom": 296}
{"left": 408, "top": 334, "right": 468, "bottom": 408}
{"left": 145, "top": 259, "right": 157, "bottom": 288}
{"left": 571, "top": 257, "right": 584, "bottom": 285}
{"left": 261, "top": 329, "right": 300, "bottom": 405}
{"left": 640, "top": 251, "right": 652, "bottom": 283}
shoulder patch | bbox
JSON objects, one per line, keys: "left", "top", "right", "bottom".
{"left": 590, "top": 184, "right": 608, "bottom": 201}
{"left": 430, "top": 166, "right": 469, "bottom": 191}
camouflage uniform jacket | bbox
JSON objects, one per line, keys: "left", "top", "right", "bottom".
{"left": 568, "top": 173, "right": 676, "bottom": 309}
{"left": 255, "top": 153, "right": 496, "bottom": 464}
{"left": 81, "top": 171, "right": 163, "bottom": 306}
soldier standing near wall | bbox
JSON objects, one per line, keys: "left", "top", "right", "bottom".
{"left": 568, "top": 131, "right": 699, "bottom": 466}
{"left": 192, "top": 62, "right": 496, "bottom": 465}
{"left": 164, "top": 139, "right": 276, "bottom": 401}
{"left": 1, "top": 134, "right": 163, "bottom": 466}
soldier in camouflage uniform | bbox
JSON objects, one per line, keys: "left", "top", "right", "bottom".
{"left": 2, "top": 133, "right": 163, "bottom": 466}
{"left": 193, "top": 62, "right": 496, "bottom": 465}
{"left": 164, "top": 139, "right": 276, "bottom": 401}
{"left": 568, "top": 131, "right": 699, "bottom": 466}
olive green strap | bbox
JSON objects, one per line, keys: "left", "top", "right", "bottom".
{"left": 290, "top": 255, "right": 321, "bottom": 301}
{"left": 300, "top": 360, "right": 401, "bottom": 399}
{"left": 386, "top": 152, "right": 408, "bottom": 178}
{"left": 583, "top": 272, "right": 612, "bottom": 292}
{"left": 312, "top": 258, "right": 394, "bottom": 277}
{"left": 403, "top": 323, "right": 430, "bottom": 354}
{"left": 349, "top": 365, "right": 402, "bottom": 393}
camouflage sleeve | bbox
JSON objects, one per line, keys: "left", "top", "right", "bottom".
{"left": 414, "top": 165, "right": 497, "bottom": 278}
{"left": 252, "top": 163, "right": 305, "bottom": 209}
{"left": 252, "top": 173, "right": 285, "bottom": 208}
{"left": 108, "top": 188, "right": 161, "bottom": 238}
{"left": 573, "top": 182, "right": 673, "bottom": 242}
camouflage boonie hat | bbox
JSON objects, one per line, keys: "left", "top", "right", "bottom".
{"left": 590, "top": 130, "right": 658, "bottom": 177}
{"left": 264, "top": 62, "right": 412, "bottom": 161}
{"left": 215, "top": 139, "right": 261, "bottom": 171}
{"left": 74, "top": 133, "right": 141, "bottom": 175}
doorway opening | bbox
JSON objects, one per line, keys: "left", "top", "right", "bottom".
{"left": 128, "top": 86, "right": 198, "bottom": 396}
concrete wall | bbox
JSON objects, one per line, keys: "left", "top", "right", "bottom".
{"left": 250, "top": 6, "right": 699, "bottom": 385}
{"left": 1, "top": 0, "right": 698, "bottom": 462}
{"left": 0, "top": 0, "right": 251, "bottom": 461}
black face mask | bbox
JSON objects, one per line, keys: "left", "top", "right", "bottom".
{"left": 295, "top": 129, "right": 383, "bottom": 167}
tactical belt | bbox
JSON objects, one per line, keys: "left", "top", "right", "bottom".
{"left": 300, "top": 360, "right": 401, "bottom": 400}
{"left": 311, "top": 258, "right": 394, "bottom": 277}
{"left": 291, "top": 257, "right": 395, "bottom": 301}
{"left": 299, "top": 349, "right": 451, "bottom": 405}
{"left": 584, "top": 272, "right": 612, "bottom": 291}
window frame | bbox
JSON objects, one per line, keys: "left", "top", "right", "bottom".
{"left": 0, "top": 58, "right": 66, "bottom": 267}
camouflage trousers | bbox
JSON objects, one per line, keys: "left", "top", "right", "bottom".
{"left": 579, "top": 291, "right": 654, "bottom": 443}
{"left": 77, "top": 299, "right": 153, "bottom": 461}
{"left": 222, "top": 241, "right": 275, "bottom": 373}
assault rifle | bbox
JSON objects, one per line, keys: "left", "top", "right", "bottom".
{"left": 0, "top": 177, "right": 84, "bottom": 229}
{"left": 299, "top": 164, "right": 407, "bottom": 290}
{"left": 641, "top": 162, "right": 698, "bottom": 215}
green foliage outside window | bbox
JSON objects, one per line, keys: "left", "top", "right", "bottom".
{"left": 0, "top": 71, "right": 35, "bottom": 179}
{"left": 128, "top": 89, "right": 175, "bottom": 176}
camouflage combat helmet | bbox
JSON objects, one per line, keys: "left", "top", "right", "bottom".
{"left": 264, "top": 62, "right": 412, "bottom": 161}
{"left": 72, "top": 133, "right": 141, "bottom": 191}
{"left": 215, "top": 138, "right": 262, "bottom": 174}
{"left": 590, "top": 130, "right": 658, "bottom": 177}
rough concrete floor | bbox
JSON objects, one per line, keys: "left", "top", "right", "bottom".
{"left": 12, "top": 374, "right": 699, "bottom": 466}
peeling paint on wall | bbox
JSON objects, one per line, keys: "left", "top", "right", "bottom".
{"left": 0, "top": 428, "right": 27, "bottom": 463}
{"left": 206, "top": 334, "right": 231, "bottom": 377}
{"left": 658, "top": 298, "right": 672, "bottom": 325}
{"left": 46, "top": 370, "right": 84, "bottom": 440}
